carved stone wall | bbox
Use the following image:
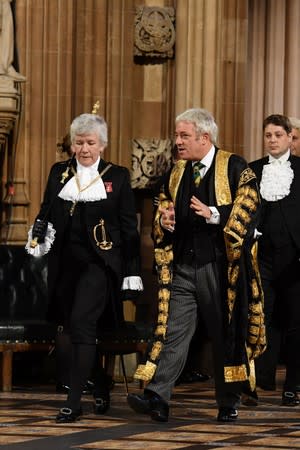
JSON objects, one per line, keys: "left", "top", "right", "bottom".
{"left": 1, "top": 0, "right": 300, "bottom": 243}
{"left": 131, "top": 138, "right": 173, "bottom": 189}
{"left": 175, "top": 0, "right": 249, "bottom": 155}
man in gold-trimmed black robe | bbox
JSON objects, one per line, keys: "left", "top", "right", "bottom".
{"left": 128, "top": 108, "right": 265, "bottom": 422}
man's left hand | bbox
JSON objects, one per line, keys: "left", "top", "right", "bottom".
{"left": 190, "top": 196, "right": 212, "bottom": 219}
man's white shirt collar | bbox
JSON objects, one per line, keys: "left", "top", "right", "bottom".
{"left": 268, "top": 149, "right": 290, "bottom": 164}
{"left": 193, "top": 145, "right": 215, "bottom": 176}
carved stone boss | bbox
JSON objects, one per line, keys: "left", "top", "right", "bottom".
{"left": 134, "top": 6, "right": 175, "bottom": 58}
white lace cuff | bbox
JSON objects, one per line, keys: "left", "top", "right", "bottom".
{"left": 25, "top": 222, "right": 56, "bottom": 257}
{"left": 121, "top": 276, "right": 144, "bottom": 291}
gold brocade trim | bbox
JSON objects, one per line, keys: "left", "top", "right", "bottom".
{"left": 160, "top": 265, "right": 172, "bottom": 284}
{"left": 247, "top": 299, "right": 266, "bottom": 357}
{"left": 133, "top": 243, "right": 173, "bottom": 381}
{"left": 152, "top": 194, "right": 172, "bottom": 245}
{"left": 249, "top": 302, "right": 263, "bottom": 314}
{"left": 228, "top": 265, "right": 239, "bottom": 285}
{"left": 134, "top": 361, "right": 157, "bottom": 381}
{"left": 155, "top": 246, "right": 173, "bottom": 265}
{"left": 215, "top": 150, "right": 232, "bottom": 206}
{"left": 249, "top": 316, "right": 262, "bottom": 325}
{"left": 249, "top": 241, "right": 266, "bottom": 358}
{"left": 223, "top": 167, "right": 266, "bottom": 363}
{"left": 157, "top": 313, "right": 168, "bottom": 325}
{"left": 169, "top": 159, "right": 187, "bottom": 202}
{"left": 248, "top": 359, "right": 256, "bottom": 391}
{"left": 149, "top": 341, "right": 163, "bottom": 360}
{"left": 227, "top": 287, "right": 236, "bottom": 319}
{"left": 224, "top": 364, "right": 248, "bottom": 382}
{"left": 238, "top": 167, "right": 257, "bottom": 187}
{"left": 224, "top": 185, "right": 259, "bottom": 265}
{"left": 158, "top": 288, "right": 170, "bottom": 302}
{"left": 251, "top": 241, "right": 265, "bottom": 306}
{"left": 155, "top": 324, "right": 168, "bottom": 337}
{"left": 251, "top": 279, "right": 259, "bottom": 298}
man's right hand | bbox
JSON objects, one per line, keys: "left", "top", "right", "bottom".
{"left": 159, "top": 202, "right": 175, "bottom": 232}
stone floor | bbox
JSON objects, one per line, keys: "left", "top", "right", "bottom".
{"left": 1, "top": 367, "right": 300, "bottom": 449}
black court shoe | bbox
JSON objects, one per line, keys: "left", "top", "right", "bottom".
{"left": 56, "top": 380, "right": 95, "bottom": 395}
{"left": 217, "top": 407, "right": 238, "bottom": 422}
{"left": 282, "top": 391, "right": 300, "bottom": 406}
{"left": 94, "top": 393, "right": 110, "bottom": 414}
{"left": 55, "top": 407, "right": 82, "bottom": 423}
{"left": 56, "top": 383, "right": 70, "bottom": 394}
{"left": 127, "top": 392, "right": 169, "bottom": 422}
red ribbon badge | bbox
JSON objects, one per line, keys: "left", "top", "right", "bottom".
{"left": 104, "top": 181, "right": 113, "bottom": 192}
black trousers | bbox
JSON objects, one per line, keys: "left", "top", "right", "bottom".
{"left": 146, "top": 262, "right": 240, "bottom": 408}
{"left": 55, "top": 252, "right": 109, "bottom": 344}
{"left": 54, "top": 256, "right": 110, "bottom": 409}
{"left": 256, "top": 256, "right": 300, "bottom": 391}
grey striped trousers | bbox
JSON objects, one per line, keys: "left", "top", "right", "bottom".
{"left": 146, "top": 262, "right": 240, "bottom": 408}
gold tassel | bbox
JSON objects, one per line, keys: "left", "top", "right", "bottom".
{"left": 134, "top": 361, "right": 157, "bottom": 381}
{"left": 248, "top": 359, "right": 256, "bottom": 391}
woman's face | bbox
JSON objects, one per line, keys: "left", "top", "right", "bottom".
{"left": 72, "top": 133, "right": 105, "bottom": 166}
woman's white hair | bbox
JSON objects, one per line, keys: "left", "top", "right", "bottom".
{"left": 70, "top": 113, "right": 108, "bottom": 147}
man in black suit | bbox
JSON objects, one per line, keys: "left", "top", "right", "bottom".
{"left": 249, "top": 114, "right": 300, "bottom": 405}
{"left": 26, "top": 113, "right": 143, "bottom": 422}
{"left": 127, "top": 108, "right": 265, "bottom": 422}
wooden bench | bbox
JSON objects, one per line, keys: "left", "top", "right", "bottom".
{"left": 0, "top": 245, "right": 152, "bottom": 391}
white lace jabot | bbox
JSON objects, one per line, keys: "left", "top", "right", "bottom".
{"left": 58, "top": 158, "right": 107, "bottom": 202}
{"left": 260, "top": 154, "right": 294, "bottom": 201}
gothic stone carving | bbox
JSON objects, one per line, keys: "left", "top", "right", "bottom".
{"left": 131, "top": 138, "right": 173, "bottom": 189}
{"left": 134, "top": 6, "right": 175, "bottom": 58}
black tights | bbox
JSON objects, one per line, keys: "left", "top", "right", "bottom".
{"left": 67, "top": 343, "right": 96, "bottom": 410}
{"left": 56, "top": 330, "right": 111, "bottom": 410}
{"left": 55, "top": 329, "right": 72, "bottom": 386}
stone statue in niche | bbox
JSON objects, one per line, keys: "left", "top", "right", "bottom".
{"left": 0, "top": 0, "right": 25, "bottom": 81}
{"left": 134, "top": 6, "right": 175, "bottom": 59}
{"left": 131, "top": 138, "right": 173, "bottom": 189}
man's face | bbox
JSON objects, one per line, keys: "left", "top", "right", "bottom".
{"left": 72, "top": 133, "right": 105, "bottom": 166}
{"left": 175, "top": 121, "right": 210, "bottom": 161}
{"left": 291, "top": 127, "right": 300, "bottom": 157}
{"left": 263, "top": 124, "right": 292, "bottom": 159}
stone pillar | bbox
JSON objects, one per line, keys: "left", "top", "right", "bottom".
{"left": 13, "top": 0, "right": 76, "bottom": 233}
{"left": 245, "top": 0, "right": 300, "bottom": 161}
{"left": 175, "top": 0, "right": 249, "bottom": 156}
{"left": 0, "top": 79, "right": 26, "bottom": 243}
{"left": 284, "top": 0, "right": 300, "bottom": 116}
{"left": 175, "top": 0, "right": 221, "bottom": 116}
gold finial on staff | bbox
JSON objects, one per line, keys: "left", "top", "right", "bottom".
{"left": 92, "top": 100, "right": 100, "bottom": 114}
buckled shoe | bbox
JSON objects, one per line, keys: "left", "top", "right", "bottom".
{"left": 55, "top": 407, "right": 82, "bottom": 423}
{"left": 217, "top": 407, "right": 238, "bottom": 422}
{"left": 94, "top": 393, "right": 110, "bottom": 414}
{"left": 282, "top": 391, "right": 300, "bottom": 406}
